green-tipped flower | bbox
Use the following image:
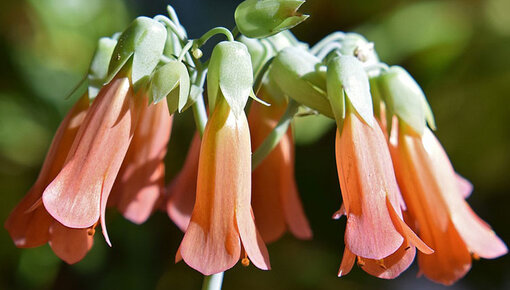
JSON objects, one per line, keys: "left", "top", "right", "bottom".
{"left": 88, "top": 37, "right": 118, "bottom": 99}
{"left": 327, "top": 55, "right": 374, "bottom": 131}
{"left": 207, "top": 41, "right": 254, "bottom": 117}
{"left": 235, "top": 0, "right": 309, "bottom": 38}
{"left": 106, "top": 16, "right": 167, "bottom": 88}
{"left": 268, "top": 47, "right": 333, "bottom": 117}
{"left": 149, "top": 60, "right": 190, "bottom": 114}
{"left": 375, "top": 66, "right": 435, "bottom": 135}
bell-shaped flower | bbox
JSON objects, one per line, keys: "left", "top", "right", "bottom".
{"left": 42, "top": 76, "right": 142, "bottom": 246}
{"left": 178, "top": 98, "right": 270, "bottom": 275}
{"left": 108, "top": 99, "right": 172, "bottom": 224}
{"left": 5, "top": 95, "right": 94, "bottom": 264}
{"left": 248, "top": 98, "right": 312, "bottom": 242}
{"left": 389, "top": 123, "right": 508, "bottom": 285}
{"left": 334, "top": 110, "right": 433, "bottom": 279}
{"left": 327, "top": 55, "right": 432, "bottom": 279}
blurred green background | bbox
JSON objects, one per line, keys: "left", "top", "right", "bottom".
{"left": 0, "top": 0, "right": 509, "bottom": 289}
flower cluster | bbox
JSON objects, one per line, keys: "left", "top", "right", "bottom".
{"left": 5, "top": 1, "right": 506, "bottom": 287}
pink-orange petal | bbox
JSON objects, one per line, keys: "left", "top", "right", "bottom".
{"left": 360, "top": 240, "right": 416, "bottom": 279}
{"left": 43, "top": 77, "right": 137, "bottom": 231}
{"left": 336, "top": 113, "right": 404, "bottom": 259}
{"left": 49, "top": 221, "right": 94, "bottom": 264}
{"left": 112, "top": 101, "right": 172, "bottom": 224}
{"left": 179, "top": 101, "right": 243, "bottom": 275}
{"left": 338, "top": 246, "right": 356, "bottom": 277}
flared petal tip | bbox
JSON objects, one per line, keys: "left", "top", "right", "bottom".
{"left": 474, "top": 235, "right": 508, "bottom": 259}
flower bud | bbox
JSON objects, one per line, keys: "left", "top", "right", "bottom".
{"left": 207, "top": 41, "right": 254, "bottom": 116}
{"left": 268, "top": 47, "right": 333, "bottom": 118}
{"left": 106, "top": 17, "right": 167, "bottom": 87}
{"left": 376, "top": 66, "right": 435, "bottom": 135}
{"left": 149, "top": 60, "right": 190, "bottom": 114}
{"left": 327, "top": 55, "right": 374, "bottom": 130}
{"left": 235, "top": 0, "right": 309, "bottom": 38}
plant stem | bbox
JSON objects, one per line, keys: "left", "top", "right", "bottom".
{"left": 201, "top": 273, "right": 224, "bottom": 290}
{"left": 252, "top": 100, "right": 300, "bottom": 169}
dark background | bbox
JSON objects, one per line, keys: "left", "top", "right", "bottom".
{"left": 0, "top": 0, "right": 508, "bottom": 289}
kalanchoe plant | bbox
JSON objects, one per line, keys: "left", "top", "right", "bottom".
{"left": 4, "top": 2, "right": 507, "bottom": 289}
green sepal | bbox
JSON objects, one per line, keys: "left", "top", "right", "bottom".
{"left": 327, "top": 55, "right": 374, "bottom": 129}
{"left": 207, "top": 41, "right": 253, "bottom": 116}
{"left": 378, "top": 66, "right": 435, "bottom": 135}
{"left": 149, "top": 60, "right": 190, "bottom": 114}
{"left": 268, "top": 47, "right": 334, "bottom": 118}
{"left": 106, "top": 17, "right": 167, "bottom": 87}
{"left": 88, "top": 37, "right": 118, "bottom": 99}
{"left": 235, "top": 0, "right": 309, "bottom": 38}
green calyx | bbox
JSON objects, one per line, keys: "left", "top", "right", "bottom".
{"left": 235, "top": 0, "right": 309, "bottom": 38}
{"left": 207, "top": 41, "right": 254, "bottom": 117}
{"left": 149, "top": 60, "right": 190, "bottom": 114}
{"left": 106, "top": 16, "right": 167, "bottom": 89}
{"left": 326, "top": 55, "right": 374, "bottom": 131}
{"left": 376, "top": 66, "right": 436, "bottom": 135}
{"left": 268, "top": 46, "right": 333, "bottom": 118}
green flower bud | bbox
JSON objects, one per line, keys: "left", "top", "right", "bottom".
{"left": 268, "top": 46, "right": 333, "bottom": 118}
{"left": 327, "top": 55, "right": 374, "bottom": 129}
{"left": 106, "top": 17, "right": 167, "bottom": 87}
{"left": 377, "top": 66, "right": 435, "bottom": 135}
{"left": 149, "top": 60, "right": 190, "bottom": 114}
{"left": 235, "top": 0, "right": 309, "bottom": 38}
{"left": 207, "top": 41, "right": 254, "bottom": 117}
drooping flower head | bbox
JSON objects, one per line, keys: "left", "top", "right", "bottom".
{"left": 5, "top": 95, "right": 94, "bottom": 264}
{"left": 178, "top": 41, "right": 270, "bottom": 275}
{"left": 389, "top": 123, "right": 507, "bottom": 284}
{"left": 372, "top": 66, "right": 508, "bottom": 285}
{"left": 108, "top": 99, "right": 172, "bottom": 224}
{"left": 327, "top": 55, "right": 432, "bottom": 279}
{"left": 248, "top": 91, "right": 312, "bottom": 243}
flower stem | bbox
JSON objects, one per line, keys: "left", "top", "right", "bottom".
{"left": 201, "top": 273, "right": 224, "bottom": 290}
{"left": 196, "top": 27, "right": 235, "bottom": 47}
{"left": 252, "top": 100, "right": 300, "bottom": 169}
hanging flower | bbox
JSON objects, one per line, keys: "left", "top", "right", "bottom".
{"left": 109, "top": 99, "right": 172, "bottom": 224}
{"left": 389, "top": 123, "right": 508, "bottom": 285}
{"left": 178, "top": 98, "right": 270, "bottom": 275}
{"left": 42, "top": 76, "right": 142, "bottom": 246}
{"left": 4, "top": 95, "right": 94, "bottom": 264}
{"left": 334, "top": 110, "right": 433, "bottom": 279}
{"left": 248, "top": 99, "right": 312, "bottom": 242}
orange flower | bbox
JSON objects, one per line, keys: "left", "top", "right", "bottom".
{"left": 166, "top": 132, "right": 200, "bottom": 232}
{"left": 42, "top": 76, "right": 142, "bottom": 246}
{"left": 178, "top": 98, "right": 270, "bottom": 275}
{"left": 109, "top": 100, "right": 172, "bottom": 224}
{"left": 5, "top": 95, "right": 94, "bottom": 264}
{"left": 389, "top": 123, "right": 508, "bottom": 285}
{"left": 334, "top": 110, "right": 432, "bottom": 279}
{"left": 248, "top": 100, "right": 312, "bottom": 242}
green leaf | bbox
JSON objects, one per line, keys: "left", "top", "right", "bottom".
{"left": 327, "top": 55, "right": 374, "bottom": 127}
{"left": 149, "top": 60, "right": 190, "bottom": 114}
{"left": 207, "top": 41, "right": 253, "bottom": 116}
{"left": 268, "top": 46, "right": 334, "bottom": 118}
{"left": 235, "top": 0, "right": 309, "bottom": 38}
{"left": 106, "top": 17, "right": 167, "bottom": 86}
